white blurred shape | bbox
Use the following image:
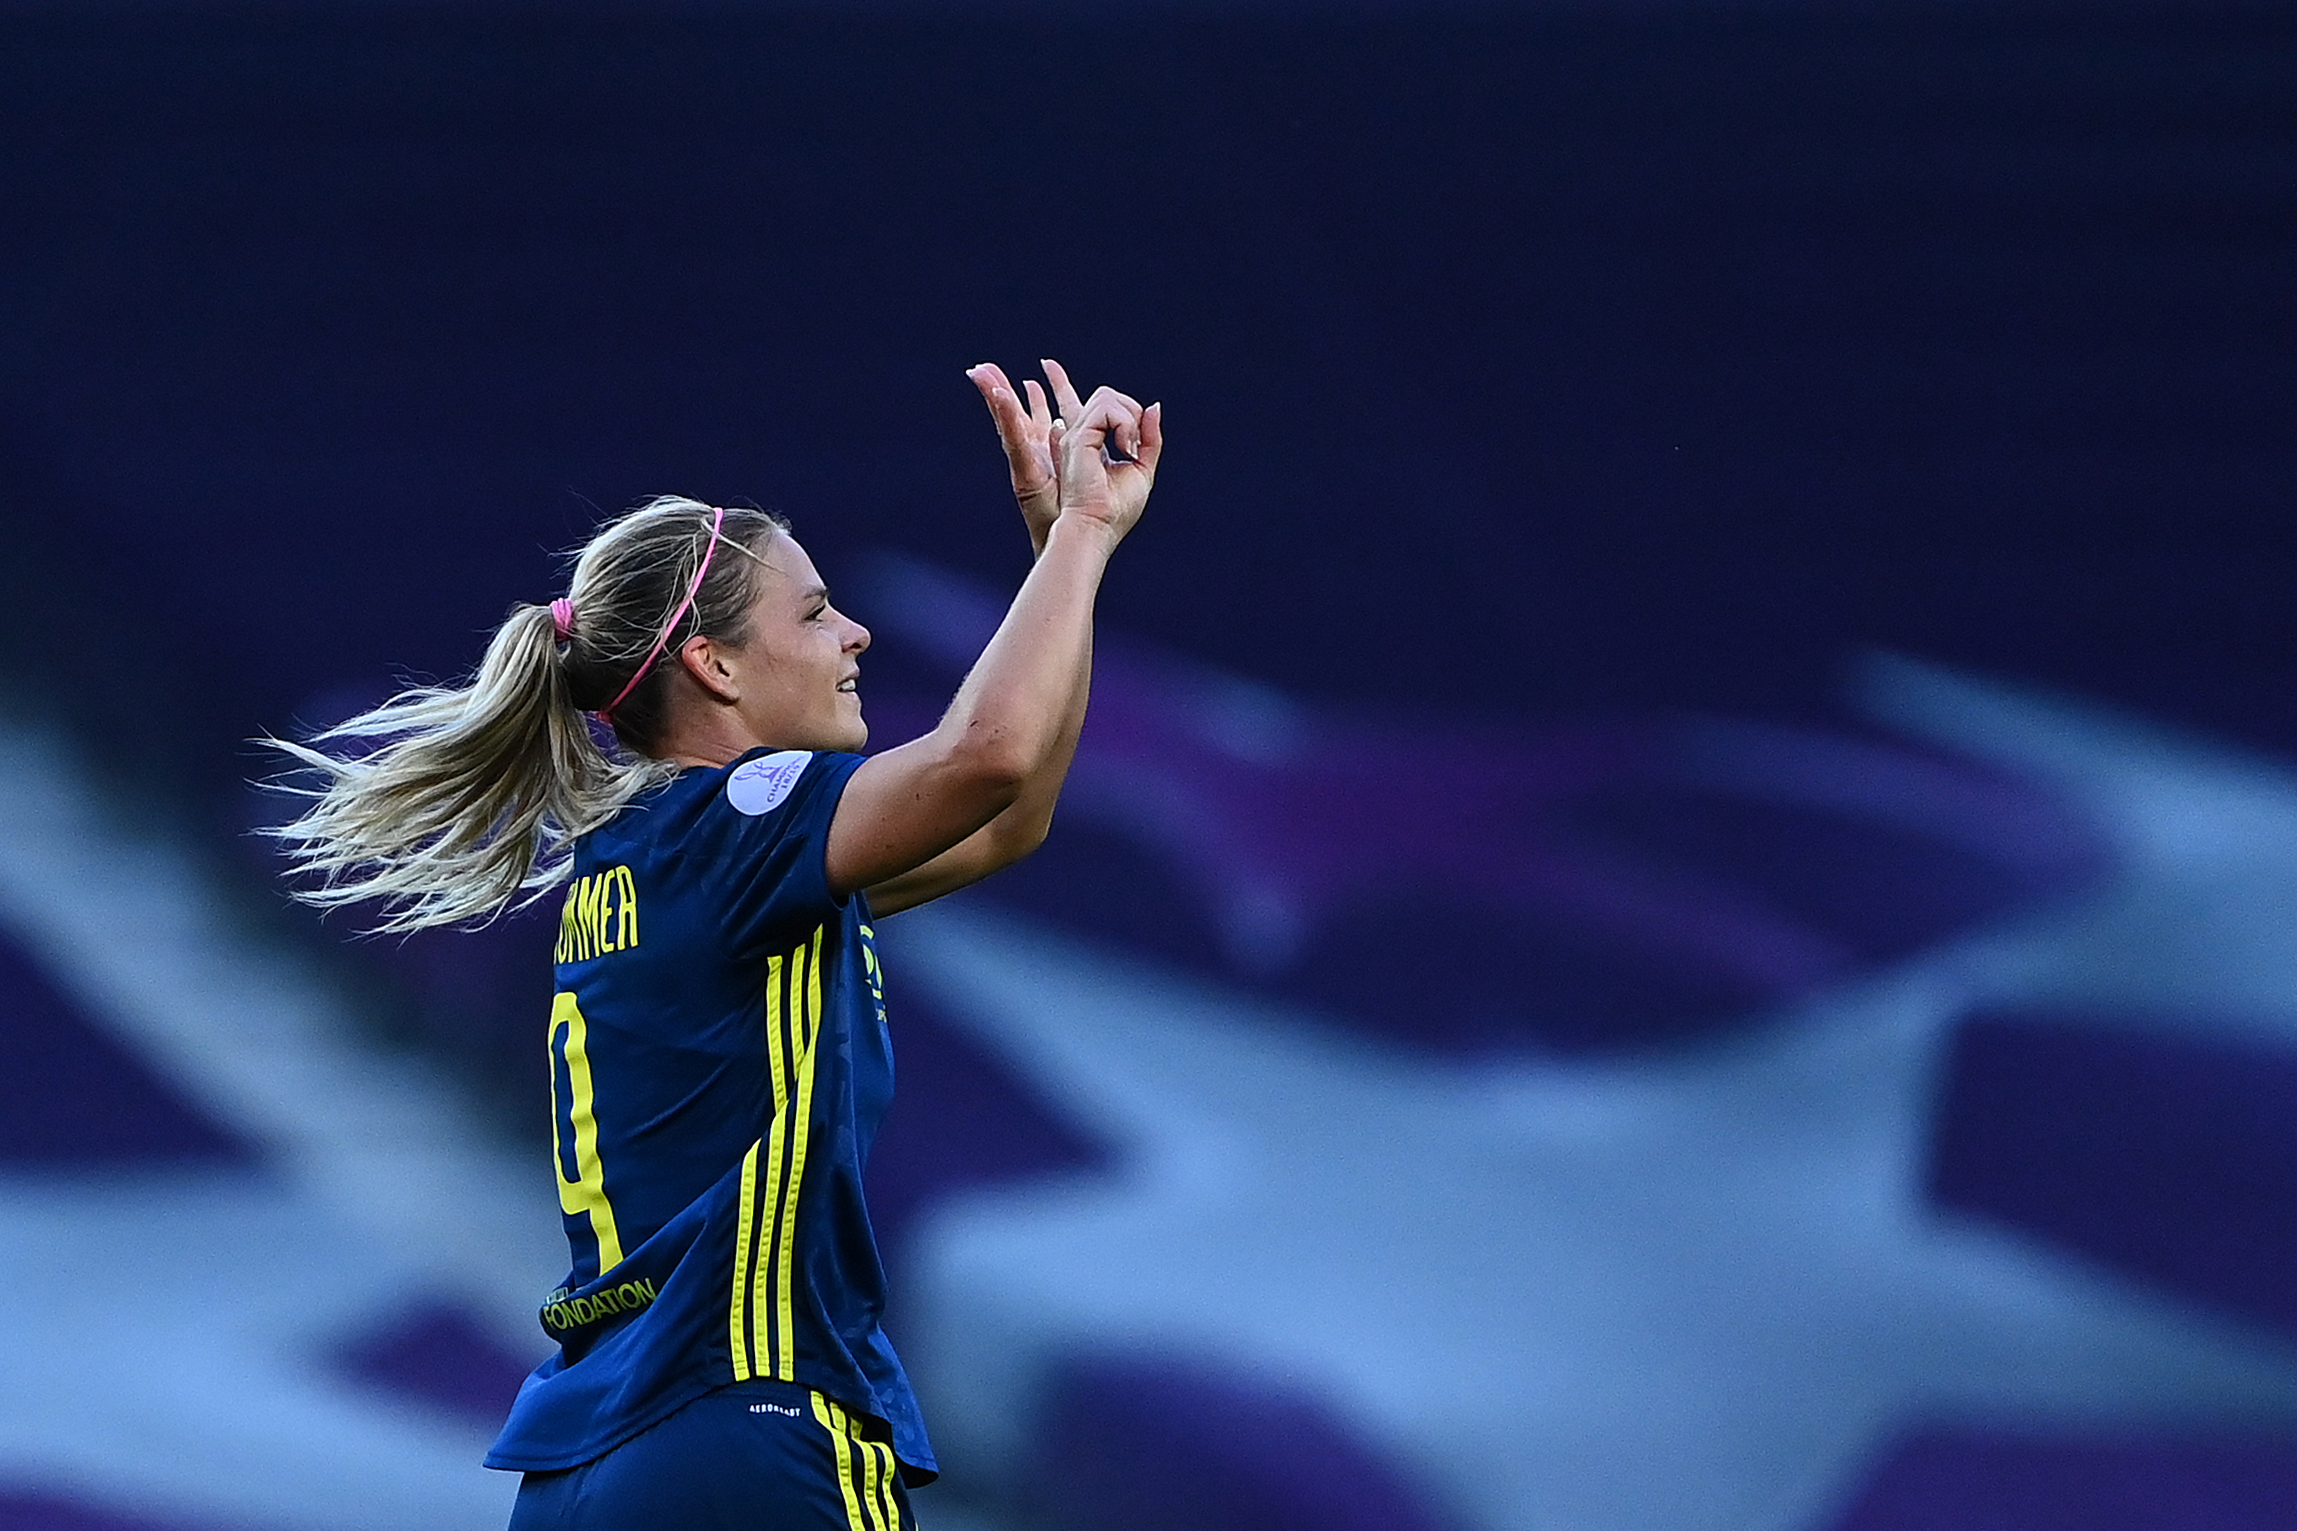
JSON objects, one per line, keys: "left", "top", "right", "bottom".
{"left": 890, "top": 665, "right": 2297, "bottom": 1531}
{"left": 0, "top": 717, "right": 551, "bottom": 1529}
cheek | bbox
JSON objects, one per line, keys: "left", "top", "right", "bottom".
{"left": 749, "top": 664, "right": 807, "bottom": 717}
{"left": 817, "top": 635, "right": 850, "bottom": 681}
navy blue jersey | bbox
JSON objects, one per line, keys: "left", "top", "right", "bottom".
{"left": 486, "top": 747, "right": 934, "bottom": 1482}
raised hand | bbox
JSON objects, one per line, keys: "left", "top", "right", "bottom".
{"left": 967, "top": 361, "right": 1061, "bottom": 554}
{"left": 1040, "top": 358, "right": 1161, "bottom": 545}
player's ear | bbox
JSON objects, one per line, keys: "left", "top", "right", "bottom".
{"left": 676, "top": 634, "right": 742, "bottom": 704}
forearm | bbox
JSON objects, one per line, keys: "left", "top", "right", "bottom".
{"left": 828, "top": 520, "right": 1108, "bottom": 896}
{"left": 978, "top": 627, "right": 1090, "bottom": 856}
{"left": 973, "top": 508, "right": 1088, "bottom": 830}
{"left": 860, "top": 646, "right": 1085, "bottom": 916}
{"left": 933, "top": 514, "right": 1111, "bottom": 785}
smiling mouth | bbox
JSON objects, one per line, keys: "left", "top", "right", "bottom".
{"left": 837, "top": 676, "right": 860, "bottom": 695}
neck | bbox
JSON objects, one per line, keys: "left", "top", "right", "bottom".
{"left": 650, "top": 705, "right": 765, "bottom": 772}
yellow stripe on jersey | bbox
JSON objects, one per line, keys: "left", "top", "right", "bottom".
{"left": 810, "top": 1393, "right": 902, "bottom": 1531}
{"left": 728, "top": 925, "right": 827, "bottom": 1383}
{"left": 773, "top": 925, "right": 826, "bottom": 1377}
{"left": 755, "top": 936, "right": 803, "bottom": 1375}
{"left": 861, "top": 1422, "right": 900, "bottom": 1531}
{"left": 728, "top": 1140, "right": 761, "bottom": 1381}
{"left": 811, "top": 1393, "right": 869, "bottom": 1531}
{"left": 550, "top": 992, "right": 624, "bottom": 1272}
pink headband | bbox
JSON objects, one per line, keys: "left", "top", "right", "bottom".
{"left": 598, "top": 506, "right": 727, "bottom": 722}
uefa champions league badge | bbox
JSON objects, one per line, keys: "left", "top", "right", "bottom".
{"left": 727, "top": 750, "right": 812, "bottom": 815}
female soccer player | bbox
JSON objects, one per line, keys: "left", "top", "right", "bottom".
{"left": 271, "top": 361, "right": 1161, "bottom": 1530}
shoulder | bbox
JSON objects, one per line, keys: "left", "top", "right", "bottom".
{"left": 647, "top": 749, "right": 867, "bottom": 872}
{"left": 694, "top": 750, "right": 868, "bottom": 953}
{"left": 582, "top": 752, "right": 864, "bottom": 918}
{"left": 723, "top": 749, "right": 821, "bottom": 817}
{"left": 714, "top": 748, "right": 866, "bottom": 827}
{"left": 588, "top": 751, "right": 862, "bottom": 851}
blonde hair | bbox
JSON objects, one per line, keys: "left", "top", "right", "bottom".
{"left": 267, "top": 495, "right": 787, "bottom": 932}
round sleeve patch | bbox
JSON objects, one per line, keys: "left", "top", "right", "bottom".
{"left": 725, "top": 750, "right": 813, "bottom": 816}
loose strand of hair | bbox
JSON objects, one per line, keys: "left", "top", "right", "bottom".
{"left": 263, "top": 495, "right": 786, "bottom": 934}
{"left": 263, "top": 603, "right": 668, "bottom": 933}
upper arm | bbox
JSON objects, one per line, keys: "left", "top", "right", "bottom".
{"left": 860, "top": 808, "right": 1055, "bottom": 916}
{"left": 824, "top": 728, "right": 1026, "bottom": 898}
{"left": 859, "top": 830, "right": 1003, "bottom": 918}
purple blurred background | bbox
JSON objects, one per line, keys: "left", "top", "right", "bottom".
{"left": 1, "top": 2, "right": 2294, "bottom": 1529}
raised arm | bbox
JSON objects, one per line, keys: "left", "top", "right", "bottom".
{"left": 824, "top": 369, "right": 1161, "bottom": 904}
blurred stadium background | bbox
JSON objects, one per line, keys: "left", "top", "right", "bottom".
{"left": 1, "top": 1, "right": 2293, "bottom": 1528}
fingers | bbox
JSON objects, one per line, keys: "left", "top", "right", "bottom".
{"left": 968, "top": 361, "right": 1014, "bottom": 399}
{"left": 968, "top": 365, "right": 1057, "bottom": 506}
{"left": 1065, "top": 390, "right": 1124, "bottom": 448}
{"left": 1070, "top": 384, "right": 1147, "bottom": 464}
{"left": 1030, "top": 360, "right": 1146, "bottom": 455}
{"left": 1082, "top": 386, "right": 1143, "bottom": 464}
{"left": 978, "top": 361, "right": 1157, "bottom": 506}
{"left": 1106, "top": 389, "right": 1145, "bottom": 463}
{"left": 967, "top": 364, "right": 1025, "bottom": 438}
{"left": 1059, "top": 389, "right": 1143, "bottom": 488}
{"left": 1042, "top": 358, "right": 1086, "bottom": 423}
{"left": 968, "top": 364, "right": 1057, "bottom": 443}
{"left": 1135, "top": 400, "right": 1163, "bottom": 473}
{"left": 1074, "top": 375, "right": 1144, "bottom": 461}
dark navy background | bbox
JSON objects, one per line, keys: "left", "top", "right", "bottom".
{"left": 1, "top": 1, "right": 2288, "bottom": 802}
{"left": 2, "top": 5, "right": 2295, "bottom": 1529}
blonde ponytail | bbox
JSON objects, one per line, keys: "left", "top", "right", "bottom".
{"left": 267, "top": 496, "right": 784, "bottom": 932}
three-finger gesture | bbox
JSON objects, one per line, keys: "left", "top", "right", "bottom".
{"left": 968, "top": 357, "right": 1161, "bottom": 552}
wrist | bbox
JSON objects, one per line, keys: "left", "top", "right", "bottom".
{"left": 1044, "top": 512, "right": 1122, "bottom": 561}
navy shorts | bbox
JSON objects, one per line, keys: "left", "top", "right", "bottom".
{"left": 508, "top": 1380, "right": 916, "bottom": 1531}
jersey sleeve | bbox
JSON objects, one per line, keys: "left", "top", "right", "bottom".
{"left": 689, "top": 748, "right": 867, "bottom": 960}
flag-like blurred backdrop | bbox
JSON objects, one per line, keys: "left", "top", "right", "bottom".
{"left": 1, "top": 2, "right": 2293, "bottom": 1528}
